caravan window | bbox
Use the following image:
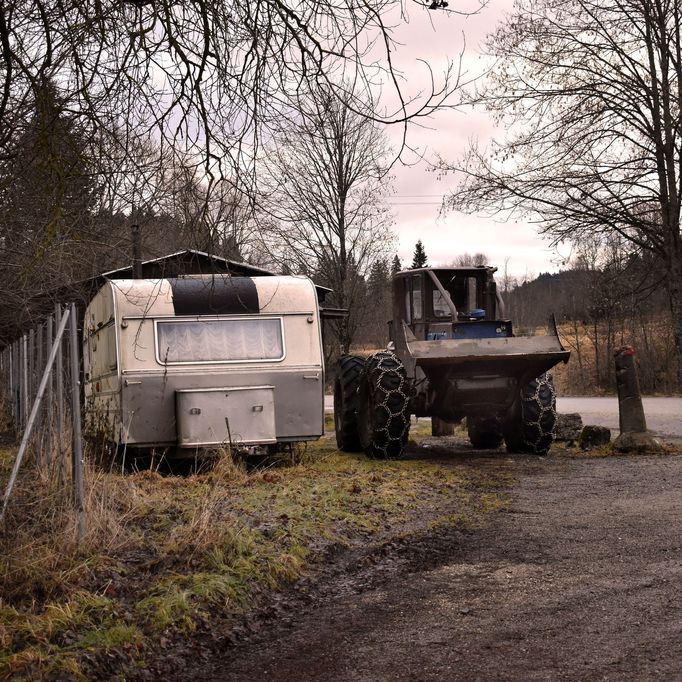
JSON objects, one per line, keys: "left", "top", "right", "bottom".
{"left": 156, "top": 318, "right": 285, "bottom": 364}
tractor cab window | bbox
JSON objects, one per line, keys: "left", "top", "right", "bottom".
{"left": 411, "top": 275, "right": 423, "bottom": 319}
{"left": 449, "top": 276, "right": 468, "bottom": 311}
{"left": 446, "top": 275, "right": 479, "bottom": 316}
{"left": 433, "top": 289, "right": 451, "bottom": 318}
{"left": 402, "top": 275, "right": 424, "bottom": 323}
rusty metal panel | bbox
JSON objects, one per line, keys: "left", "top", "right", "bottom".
{"left": 407, "top": 334, "right": 568, "bottom": 362}
{"left": 176, "top": 386, "right": 276, "bottom": 447}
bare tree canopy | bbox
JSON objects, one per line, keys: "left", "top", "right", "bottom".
{"left": 258, "top": 86, "right": 394, "bottom": 352}
{"left": 449, "top": 252, "right": 488, "bottom": 267}
{"left": 0, "top": 0, "right": 473, "bottom": 192}
{"left": 444, "top": 0, "right": 682, "bottom": 384}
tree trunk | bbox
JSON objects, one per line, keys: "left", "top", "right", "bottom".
{"left": 667, "top": 256, "right": 682, "bottom": 390}
{"left": 592, "top": 320, "right": 601, "bottom": 389}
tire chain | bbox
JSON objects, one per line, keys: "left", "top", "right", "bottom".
{"left": 365, "top": 351, "right": 412, "bottom": 458}
{"left": 520, "top": 373, "right": 557, "bottom": 453}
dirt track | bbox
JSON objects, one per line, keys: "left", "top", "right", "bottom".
{"left": 192, "top": 451, "right": 682, "bottom": 681}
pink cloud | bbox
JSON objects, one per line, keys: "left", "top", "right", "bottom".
{"left": 379, "top": 0, "right": 563, "bottom": 277}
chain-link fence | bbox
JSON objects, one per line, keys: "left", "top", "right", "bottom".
{"left": 0, "top": 302, "right": 85, "bottom": 535}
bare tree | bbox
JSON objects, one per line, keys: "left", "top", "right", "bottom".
{"left": 359, "top": 257, "right": 393, "bottom": 347}
{"left": 259, "top": 86, "right": 395, "bottom": 353}
{"left": 449, "top": 252, "right": 488, "bottom": 267}
{"left": 0, "top": 0, "right": 477, "bottom": 200}
{"left": 444, "top": 0, "right": 682, "bottom": 385}
{"left": 85, "top": 130, "right": 259, "bottom": 263}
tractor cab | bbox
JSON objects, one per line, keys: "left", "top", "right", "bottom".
{"left": 391, "top": 266, "right": 512, "bottom": 343}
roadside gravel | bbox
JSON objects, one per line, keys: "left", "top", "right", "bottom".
{"left": 194, "top": 450, "right": 682, "bottom": 681}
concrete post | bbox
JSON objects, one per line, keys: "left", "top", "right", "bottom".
{"left": 613, "top": 345, "right": 662, "bottom": 453}
{"left": 614, "top": 346, "right": 647, "bottom": 433}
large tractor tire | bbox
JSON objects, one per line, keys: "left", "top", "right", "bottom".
{"left": 467, "top": 415, "right": 504, "bottom": 449}
{"left": 357, "top": 351, "right": 411, "bottom": 459}
{"left": 334, "top": 355, "right": 366, "bottom": 451}
{"left": 504, "top": 373, "right": 557, "bottom": 455}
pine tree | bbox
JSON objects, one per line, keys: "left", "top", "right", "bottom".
{"left": 391, "top": 254, "right": 402, "bottom": 276}
{"left": 1, "top": 79, "right": 96, "bottom": 256}
{"left": 411, "top": 240, "right": 428, "bottom": 269}
{"left": 0, "top": 79, "right": 100, "bottom": 341}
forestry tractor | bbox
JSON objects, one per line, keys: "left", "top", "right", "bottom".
{"left": 334, "top": 266, "right": 570, "bottom": 458}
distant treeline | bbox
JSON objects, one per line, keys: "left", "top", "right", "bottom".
{"left": 505, "top": 258, "right": 677, "bottom": 395}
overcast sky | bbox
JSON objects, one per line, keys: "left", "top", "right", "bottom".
{"left": 384, "top": 0, "right": 568, "bottom": 277}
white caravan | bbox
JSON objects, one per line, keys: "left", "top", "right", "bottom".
{"left": 82, "top": 275, "right": 324, "bottom": 452}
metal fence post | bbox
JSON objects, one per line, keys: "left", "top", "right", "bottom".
{"left": 46, "top": 317, "right": 54, "bottom": 466}
{"left": 11, "top": 341, "right": 17, "bottom": 422}
{"left": 69, "top": 303, "right": 86, "bottom": 539}
{"left": 55, "top": 304, "right": 65, "bottom": 479}
{"left": 7, "top": 347, "right": 12, "bottom": 414}
{"left": 13, "top": 340, "right": 19, "bottom": 423}
{"left": 22, "top": 334, "right": 28, "bottom": 430}
{"left": 36, "top": 324, "right": 44, "bottom": 466}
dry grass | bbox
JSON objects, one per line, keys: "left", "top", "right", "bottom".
{"left": 0, "top": 433, "right": 508, "bottom": 679}
{"left": 0, "top": 395, "right": 13, "bottom": 434}
{"left": 554, "top": 317, "right": 679, "bottom": 395}
{"left": 0, "top": 455, "right": 142, "bottom": 603}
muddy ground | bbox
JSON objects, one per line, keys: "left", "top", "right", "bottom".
{"left": 187, "top": 447, "right": 682, "bottom": 681}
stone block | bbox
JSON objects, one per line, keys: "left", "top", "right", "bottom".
{"left": 578, "top": 424, "right": 611, "bottom": 450}
{"left": 613, "top": 431, "right": 664, "bottom": 454}
{"left": 555, "top": 413, "right": 583, "bottom": 441}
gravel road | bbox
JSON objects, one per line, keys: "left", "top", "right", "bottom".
{"left": 557, "top": 397, "right": 681, "bottom": 440}
{"left": 197, "top": 451, "right": 682, "bottom": 681}
{"left": 324, "top": 395, "right": 682, "bottom": 439}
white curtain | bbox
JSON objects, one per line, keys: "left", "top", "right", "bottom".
{"left": 157, "top": 319, "right": 283, "bottom": 363}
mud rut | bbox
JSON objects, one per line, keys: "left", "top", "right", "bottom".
{"left": 190, "top": 453, "right": 682, "bottom": 681}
